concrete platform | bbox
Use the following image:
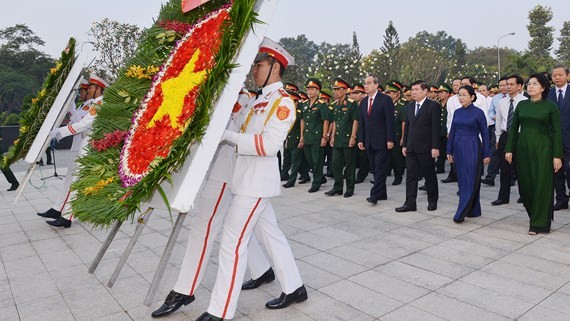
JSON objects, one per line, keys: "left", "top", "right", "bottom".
{"left": 1, "top": 149, "right": 570, "bottom": 320}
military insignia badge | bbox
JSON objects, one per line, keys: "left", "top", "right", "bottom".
{"left": 276, "top": 105, "right": 290, "bottom": 120}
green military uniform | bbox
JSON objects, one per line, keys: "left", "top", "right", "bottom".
{"left": 283, "top": 91, "right": 310, "bottom": 187}
{"left": 320, "top": 89, "right": 334, "bottom": 177}
{"left": 0, "top": 132, "right": 19, "bottom": 191}
{"left": 385, "top": 83, "right": 406, "bottom": 184}
{"left": 435, "top": 83, "right": 451, "bottom": 173}
{"left": 352, "top": 83, "right": 370, "bottom": 183}
{"left": 302, "top": 78, "right": 331, "bottom": 192}
{"left": 330, "top": 94, "right": 359, "bottom": 194}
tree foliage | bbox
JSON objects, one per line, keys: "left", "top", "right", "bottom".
{"left": 88, "top": 18, "right": 145, "bottom": 82}
{"left": 279, "top": 34, "right": 319, "bottom": 88}
{"left": 0, "top": 24, "right": 53, "bottom": 115}
{"left": 527, "top": 5, "right": 555, "bottom": 62}
{"left": 310, "top": 41, "right": 362, "bottom": 89}
{"left": 556, "top": 21, "right": 570, "bottom": 65}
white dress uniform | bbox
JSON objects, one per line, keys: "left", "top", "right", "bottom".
{"left": 208, "top": 80, "right": 304, "bottom": 319}
{"left": 172, "top": 89, "right": 272, "bottom": 296}
{"left": 49, "top": 96, "right": 101, "bottom": 218}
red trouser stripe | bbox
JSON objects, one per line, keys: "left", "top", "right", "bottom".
{"left": 188, "top": 182, "right": 227, "bottom": 295}
{"left": 221, "top": 198, "right": 261, "bottom": 318}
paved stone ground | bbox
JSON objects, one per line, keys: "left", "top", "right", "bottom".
{"left": 2, "top": 150, "right": 570, "bottom": 321}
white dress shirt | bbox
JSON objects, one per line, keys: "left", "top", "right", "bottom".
{"left": 495, "top": 92, "right": 528, "bottom": 138}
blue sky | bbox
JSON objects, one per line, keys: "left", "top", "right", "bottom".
{"left": 1, "top": 0, "right": 569, "bottom": 59}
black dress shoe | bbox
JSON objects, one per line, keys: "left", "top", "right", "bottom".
{"left": 355, "top": 178, "right": 364, "bottom": 184}
{"left": 366, "top": 197, "right": 377, "bottom": 204}
{"left": 517, "top": 197, "right": 523, "bottom": 204}
{"left": 344, "top": 191, "right": 354, "bottom": 198}
{"left": 7, "top": 183, "right": 19, "bottom": 191}
{"left": 392, "top": 178, "right": 402, "bottom": 186}
{"left": 427, "top": 203, "right": 437, "bottom": 211}
{"left": 242, "top": 268, "right": 275, "bottom": 290}
{"left": 308, "top": 186, "right": 319, "bottom": 193}
{"left": 194, "top": 312, "right": 222, "bottom": 321}
{"left": 151, "top": 290, "right": 195, "bottom": 318}
{"left": 324, "top": 189, "right": 343, "bottom": 196}
{"left": 298, "top": 178, "right": 310, "bottom": 184}
{"left": 481, "top": 178, "right": 495, "bottom": 186}
{"left": 37, "top": 208, "right": 62, "bottom": 219}
{"left": 440, "top": 177, "right": 457, "bottom": 183}
{"left": 553, "top": 202, "right": 569, "bottom": 211}
{"left": 265, "top": 285, "right": 308, "bottom": 309}
{"left": 283, "top": 182, "right": 294, "bottom": 188}
{"left": 491, "top": 199, "right": 507, "bottom": 206}
{"left": 395, "top": 204, "right": 416, "bottom": 212}
{"left": 378, "top": 195, "right": 388, "bottom": 200}
{"left": 453, "top": 217, "right": 464, "bottom": 223}
{"left": 46, "top": 217, "right": 71, "bottom": 228}
{"left": 418, "top": 185, "right": 426, "bottom": 191}
{"left": 46, "top": 162, "right": 53, "bottom": 165}
{"left": 321, "top": 177, "right": 327, "bottom": 185}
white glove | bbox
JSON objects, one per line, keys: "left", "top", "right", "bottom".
{"left": 50, "top": 128, "right": 62, "bottom": 141}
{"left": 222, "top": 129, "right": 239, "bottom": 145}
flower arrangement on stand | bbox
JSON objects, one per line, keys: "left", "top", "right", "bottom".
{"left": 1, "top": 38, "right": 76, "bottom": 167}
{"left": 70, "top": 0, "right": 258, "bottom": 227}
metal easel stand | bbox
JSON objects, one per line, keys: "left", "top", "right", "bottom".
{"left": 107, "top": 207, "right": 155, "bottom": 287}
{"left": 144, "top": 212, "right": 187, "bottom": 306}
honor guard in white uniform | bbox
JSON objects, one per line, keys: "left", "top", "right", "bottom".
{"left": 152, "top": 88, "right": 277, "bottom": 318}
{"left": 36, "top": 73, "right": 109, "bottom": 228}
{"left": 191, "top": 38, "right": 306, "bottom": 321}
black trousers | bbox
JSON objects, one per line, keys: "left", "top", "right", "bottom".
{"left": 366, "top": 147, "right": 389, "bottom": 199}
{"left": 485, "top": 125, "right": 499, "bottom": 180}
{"left": 554, "top": 152, "right": 570, "bottom": 204}
{"left": 435, "top": 136, "right": 447, "bottom": 172}
{"left": 405, "top": 150, "right": 438, "bottom": 206}
{"left": 497, "top": 132, "right": 515, "bottom": 202}
{"left": 1, "top": 167, "right": 18, "bottom": 185}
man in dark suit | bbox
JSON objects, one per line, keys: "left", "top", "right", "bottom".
{"left": 357, "top": 75, "right": 395, "bottom": 204}
{"left": 549, "top": 65, "right": 570, "bottom": 210}
{"left": 396, "top": 80, "right": 441, "bottom": 212}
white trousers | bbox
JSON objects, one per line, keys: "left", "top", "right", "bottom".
{"left": 207, "top": 195, "right": 303, "bottom": 320}
{"left": 173, "top": 180, "right": 270, "bottom": 296}
{"left": 52, "top": 156, "right": 77, "bottom": 219}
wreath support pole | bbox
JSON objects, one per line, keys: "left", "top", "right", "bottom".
{"left": 107, "top": 207, "right": 154, "bottom": 288}
{"left": 88, "top": 220, "right": 123, "bottom": 274}
{"left": 144, "top": 212, "right": 187, "bottom": 306}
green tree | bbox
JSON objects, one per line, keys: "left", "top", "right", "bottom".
{"left": 361, "top": 21, "right": 402, "bottom": 83}
{"left": 556, "top": 21, "right": 570, "bottom": 65}
{"left": 88, "top": 18, "right": 145, "bottom": 81}
{"left": 527, "top": 5, "right": 554, "bottom": 61}
{"left": 310, "top": 42, "right": 362, "bottom": 89}
{"left": 279, "top": 34, "right": 319, "bottom": 88}
{"left": 0, "top": 24, "right": 53, "bottom": 115}
{"left": 503, "top": 52, "right": 539, "bottom": 79}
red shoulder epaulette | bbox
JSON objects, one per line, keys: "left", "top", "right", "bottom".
{"left": 278, "top": 88, "right": 289, "bottom": 97}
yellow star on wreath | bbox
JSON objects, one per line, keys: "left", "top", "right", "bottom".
{"left": 147, "top": 48, "right": 207, "bottom": 130}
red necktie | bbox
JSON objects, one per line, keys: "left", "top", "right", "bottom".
{"left": 367, "top": 97, "right": 373, "bottom": 116}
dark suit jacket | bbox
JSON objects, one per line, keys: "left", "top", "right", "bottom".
{"left": 357, "top": 92, "right": 395, "bottom": 150}
{"left": 402, "top": 98, "right": 441, "bottom": 153}
{"left": 548, "top": 86, "right": 570, "bottom": 153}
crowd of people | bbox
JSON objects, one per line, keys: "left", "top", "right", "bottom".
{"left": 2, "top": 33, "right": 569, "bottom": 320}
{"left": 277, "top": 66, "right": 569, "bottom": 236}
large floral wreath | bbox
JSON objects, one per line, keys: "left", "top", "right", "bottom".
{"left": 1, "top": 38, "right": 76, "bottom": 167}
{"left": 70, "top": 0, "right": 257, "bottom": 227}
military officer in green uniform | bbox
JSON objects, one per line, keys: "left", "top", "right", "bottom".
{"left": 0, "top": 131, "right": 19, "bottom": 191}
{"left": 280, "top": 82, "right": 300, "bottom": 181}
{"left": 435, "top": 83, "right": 450, "bottom": 173}
{"left": 325, "top": 78, "right": 360, "bottom": 197}
{"left": 384, "top": 81, "right": 406, "bottom": 185}
{"left": 320, "top": 88, "right": 334, "bottom": 178}
{"left": 351, "top": 83, "right": 370, "bottom": 183}
{"left": 283, "top": 90, "right": 311, "bottom": 188}
{"left": 300, "top": 78, "right": 331, "bottom": 193}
